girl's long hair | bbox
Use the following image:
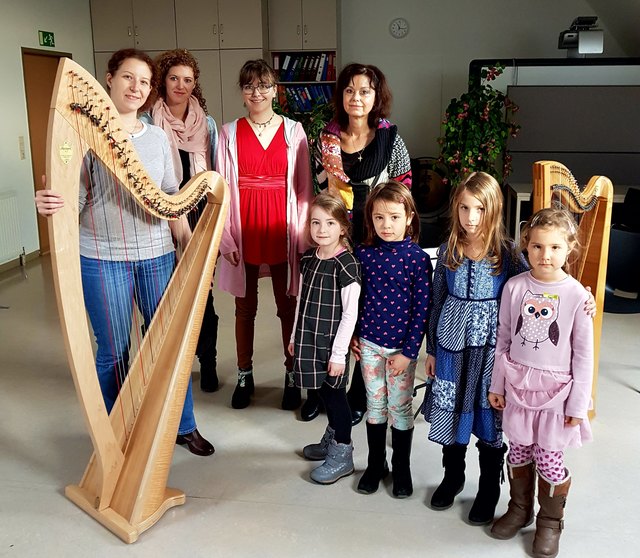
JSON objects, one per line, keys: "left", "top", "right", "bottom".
{"left": 308, "top": 192, "right": 353, "bottom": 251}
{"left": 445, "top": 171, "right": 509, "bottom": 274}
{"left": 363, "top": 180, "right": 420, "bottom": 245}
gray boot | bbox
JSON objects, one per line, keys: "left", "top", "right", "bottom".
{"left": 303, "top": 426, "right": 335, "bottom": 461}
{"left": 310, "top": 439, "right": 354, "bottom": 484}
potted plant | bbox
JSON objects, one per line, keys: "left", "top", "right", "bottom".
{"left": 435, "top": 64, "right": 520, "bottom": 187}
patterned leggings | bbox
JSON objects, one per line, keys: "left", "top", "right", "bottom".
{"left": 508, "top": 441, "right": 567, "bottom": 484}
{"left": 359, "top": 338, "right": 416, "bottom": 430}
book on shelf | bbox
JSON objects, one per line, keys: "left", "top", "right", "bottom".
{"left": 315, "top": 53, "right": 327, "bottom": 81}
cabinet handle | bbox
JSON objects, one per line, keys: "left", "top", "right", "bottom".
{"left": 303, "top": 24, "right": 308, "bottom": 35}
{"left": 134, "top": 25, "right": 139, "bottom": 37}
{"left": 127, "top": 26, "right": 132, "bottom": 37}
{"left": 296, "top": 25, "right": 300, "bottom": 36}
{"left": 213, "top": 24, "right": 217, "bottom": 35}
{"left": 220, "top": 23, "right": 224, "bottom": 34}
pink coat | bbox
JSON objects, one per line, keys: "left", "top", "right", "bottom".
{"left": 215, "top": 117, "right": 313, "bottom": 298}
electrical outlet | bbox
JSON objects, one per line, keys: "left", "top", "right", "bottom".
{"left": 18, "top": 136, "right": 25, "bottom": 160}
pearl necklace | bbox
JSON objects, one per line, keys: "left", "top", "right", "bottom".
{"left": 249, "top": 112, "right": 275, "bottom": 137}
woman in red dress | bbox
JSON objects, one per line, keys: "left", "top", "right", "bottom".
{"left": 216, "top": 59, "right": 313, "bottom": 410}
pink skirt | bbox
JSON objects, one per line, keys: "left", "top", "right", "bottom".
{"left": 497, "top": 353, "right": 592, "bottom": 451}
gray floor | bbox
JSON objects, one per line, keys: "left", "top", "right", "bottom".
{"left": 1, "top": 257, "right": 638, "bottom": 558}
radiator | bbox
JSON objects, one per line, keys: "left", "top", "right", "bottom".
{"left": 0, "top": 192, "right": 23, "bottom": 264}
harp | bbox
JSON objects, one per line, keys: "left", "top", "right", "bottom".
{"left": 45, "top": 58, "right": 228, "bottom": 542}
{"left": 532, "top": 160, "right": 613, "bottom": 417}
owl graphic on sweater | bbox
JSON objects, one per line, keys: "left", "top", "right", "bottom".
{"left": 515, "top": 290, "right": 560, "bottom": 350}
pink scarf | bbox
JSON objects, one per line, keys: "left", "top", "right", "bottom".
{"left": 151, "top": 96, "right": 210, "bottom": 184}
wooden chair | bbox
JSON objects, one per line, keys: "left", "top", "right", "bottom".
{"left": 46, "top": 58, "right": 229, "bottom": 542}
{"left": 532, "top": 160, "right": 613, "bottom": 417}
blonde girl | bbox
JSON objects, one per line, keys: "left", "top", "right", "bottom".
{"left": 290, "top": 192, "right": 361, "bottom": 484}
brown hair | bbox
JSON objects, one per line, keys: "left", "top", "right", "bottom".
{"left": 363, "top": 180, "right": 420, "bottom": 245}
{"left": 445, "top": 171, "right": 509, "bottom": 274}
{"left": 519, "top": 208, "right": 580, "bottom": 272}
{"left": 106, "top": 48, "right": 156, "bottom": 112}
{"left": 308, "top": 192, "right": 353, "bottom": 250}
{"left": 334, "top": 63, "right": 392, "bottom": 130}
{"left": 238, "top": 59, "right": 277, "bottom": 88}
{"left": 155, "top": 49, "right": 208, "bottom": 113}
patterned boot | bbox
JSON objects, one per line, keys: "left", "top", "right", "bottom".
{"left": 231, "top": 368, "right": 254, "bottom": 409}
{"left": 310, "top": 439, "right": 354, "bottom": 484}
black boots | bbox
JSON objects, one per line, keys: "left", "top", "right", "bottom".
{"left": 301, "top": 388, "right": 323, "bottom": 421}
{"left": 281, "top": 370, "right": 301, "bottom": 410}
{"left": 198, "top": 354, "right": 218, "bottom": 393}
{"left": 391, "top": 426, "right": 414, "bottom": 498}
{"left": 431, "top": 444, "right": 467, "bottom": 510}
{"left": 468, "top": 442, "right": 507, "bottom": 525}
{"left": 357, "top": 422, "right": 389, "bottom": 494}
{"left": 231, "top": 368, "right": 254, "bottom": 409}
{"left": 346, "top": 361, "right": 366, "bottom": 425}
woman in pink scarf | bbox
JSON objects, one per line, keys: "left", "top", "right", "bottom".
{"left": 141, "top": 49, "right": 220, "bottom": 396}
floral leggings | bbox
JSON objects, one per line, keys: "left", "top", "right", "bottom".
{"left": 508, "top": 441, "right": 567, "bottom": 484}
{"left": 359, "top": 338, "right": 416, "bottom": 430}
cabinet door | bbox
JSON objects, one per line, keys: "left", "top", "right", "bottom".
{"left": 191, "top": 50, "right": 223, "bottom": 129}
{"left": 220, "top": 48, "right": 264, "bottom": 123}
{"left": 176, "top": 0, "right": 220, "bottom": 50}
{"left": 218, "top": 0, "right": 264, "bottom": 49}
{"left": 131, "top": 0, "right": 177, "bottom": 51}
{"left": 93, "top": 52, "right": 114, "bottom": 89}
{"left": 302, "top": 0, "right": 336, "bottom": 50}
{"left": 268, "top": 0, "right": 302, "bottom": 50}
{"left": 90, "top": 0, "right": 134, "bottom": 52}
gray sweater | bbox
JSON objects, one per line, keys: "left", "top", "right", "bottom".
{"left": 78, "top": 123, "right": 179, "bottom": 261}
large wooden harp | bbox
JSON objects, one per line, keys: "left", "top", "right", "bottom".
{"left": 532, "top": 160, "right": 613, "bottom": 417}
{"left": 45, "top": 58, "right": 228, "bottom": 542}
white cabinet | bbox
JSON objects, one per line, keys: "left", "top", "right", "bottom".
{"left": 268, "top": 0, "right": 336, "bottom": 51}
{"left": 190, "top": 50, "right": 223, "bottom": 127}
{"left": 176, "top": 0, "right": 263, "bottom": 50}
{"left": 90, "top": 0, "right": 176, "bottom": 52}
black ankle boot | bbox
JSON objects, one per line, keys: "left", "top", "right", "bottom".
{"left": 281, "top": 370, "right": 301, "bottom": 410}
{"left": 231, "top": 369, "right": 254, "bottom": 409}
{"left": 199, "top": 355, "right": 219, "bottom": 392}
{"left": 468, "top": 442, "right": 507, "bottom": 525}
{"left": 431, "top": 444, "right": 467, "bottom": 510}
{"left": 301, "top": 389, "right": 322, "bottom": 421}
{"left": 357, "top": 422, "right": 389, "bottom": 494}
{"left": 391, "top": 426, "right": 414, "bottom": 498}
{"left": 347, "top": 361, "right": 366, "bottom": 425}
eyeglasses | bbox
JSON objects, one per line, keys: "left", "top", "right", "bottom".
{"left": 344, "top": 87, "right": 374, "bottom": 98}
{"left": 242, "top": 83, "right": 274, "bottom": 95}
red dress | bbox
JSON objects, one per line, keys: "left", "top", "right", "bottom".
{"left": 237, "top": 118, "right": 288, "bottom": 265}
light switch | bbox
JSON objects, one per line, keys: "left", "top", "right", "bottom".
{"left": 18, "top": 136, "right": 25, "bottom": 160}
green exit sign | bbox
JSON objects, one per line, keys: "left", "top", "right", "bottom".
{"left": 38, "top": 30, "right": 55, "bottom": 48}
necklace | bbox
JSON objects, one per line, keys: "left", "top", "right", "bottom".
{"left": 249, "top": 112, "right": 275, "bottom": 137}
{"left": 126, "top": 121, "right": 141, "bottom": 135}
{"left": 349, "top": 134, "right": 366, "bottom": 162}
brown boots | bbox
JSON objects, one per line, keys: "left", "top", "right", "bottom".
{"left": 532, "top": 471, "right": 571, "bottom": 558}
{"left": 491, "top": 460, "right": 536, "bottom": 539}
{"left": 492, "top": 464, "right": 571, "bottom": 558}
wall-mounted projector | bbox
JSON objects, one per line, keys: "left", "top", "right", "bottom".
{"left": 558, "top": 16, "right": 603, "bottom": 57}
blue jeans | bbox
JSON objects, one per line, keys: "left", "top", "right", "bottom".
{"left": 80, "top": 254, "right": 196, "bottom": 435}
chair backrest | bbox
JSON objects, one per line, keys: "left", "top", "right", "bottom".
{"left": 607, "top": 226, "right": 640, "bottom": 293}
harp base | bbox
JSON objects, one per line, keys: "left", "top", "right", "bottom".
{"left": 65, "top": 484, "right": 186, "bottom": 543}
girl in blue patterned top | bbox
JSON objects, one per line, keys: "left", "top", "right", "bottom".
{"left": 421, "top": 172, "right": 523, "bottom": 524}
{"left": 352, "top": 181, "right": 432, "bottom": 498}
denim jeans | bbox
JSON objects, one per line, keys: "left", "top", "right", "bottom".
{"left": 80, "top": 253, "right": 196, "bottom": 435}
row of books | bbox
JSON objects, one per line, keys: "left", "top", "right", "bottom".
{"left": 272, "top": 52, "right": 336, "bottom": 83}
{"left": 277, "top": 84, "right": 334, "bottom": 112}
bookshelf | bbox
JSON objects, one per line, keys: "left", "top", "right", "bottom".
{"left": 272, "top": 50, "right": 336, "bottom": 113}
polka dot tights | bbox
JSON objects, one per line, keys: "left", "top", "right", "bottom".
{"left": 508, "top": 442, "right": 566, "bottom": 484}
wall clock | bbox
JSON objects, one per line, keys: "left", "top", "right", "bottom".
{"left": 389, "top": 17, "right": 410, "bottom": 39}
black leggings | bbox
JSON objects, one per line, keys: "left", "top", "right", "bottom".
{"left": 319, "top": 383, "right": 352, "bottom": 444}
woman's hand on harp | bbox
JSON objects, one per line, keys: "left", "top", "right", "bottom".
{"left": 34, "top": 176, "right": 64, "bottom": 216}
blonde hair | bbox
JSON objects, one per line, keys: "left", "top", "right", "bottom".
{"left": 308, "top": 192, "right": 353, "bottom": 251}
{"left": 445, "top": 171, "right": 509, "bottom": 274}
{"left": 520, "top": 208, "right": 580, "bottom": 272}
{"left": 363, "top": 180, "right": 420, "bottom": 245}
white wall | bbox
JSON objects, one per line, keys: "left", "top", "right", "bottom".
{"left": 339, "top": 0, "right": 629, "bottom": 158}
{"left": 0, "top": 0, "right": 93, "bottom": 263}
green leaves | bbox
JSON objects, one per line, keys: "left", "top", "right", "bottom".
{"left": 436, "top": 65, "right": 520, "bottom": 186}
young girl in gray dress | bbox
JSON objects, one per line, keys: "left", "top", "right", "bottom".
{"left": 289, "top": 193, "right": 361, "bottom": 484}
